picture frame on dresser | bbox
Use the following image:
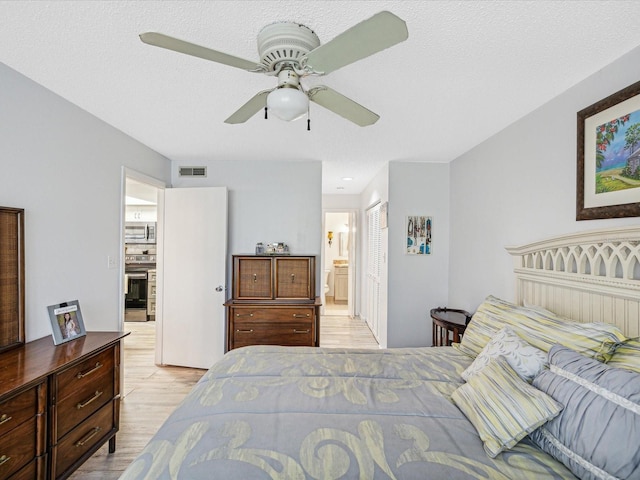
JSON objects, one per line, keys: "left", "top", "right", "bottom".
{"left": 577, "top": 79, "right": 640, "bottom": 220}
{"left": 47, "top": 300, "right": 87, "bottom": 345}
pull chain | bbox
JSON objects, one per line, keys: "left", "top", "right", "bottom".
{"left": 264, "top": 107, "right": 268, "bottom": 120}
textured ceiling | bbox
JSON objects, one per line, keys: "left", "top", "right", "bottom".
{"left": 3, "top": 1, "right": 640, "bottom": 194}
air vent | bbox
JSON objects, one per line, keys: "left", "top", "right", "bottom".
{"left": 179, "top": 166, "right": 207, "bottom": 177}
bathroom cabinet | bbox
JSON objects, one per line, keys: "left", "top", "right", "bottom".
{"left": 333, "top": 265, "right": 348, "bottom": 303}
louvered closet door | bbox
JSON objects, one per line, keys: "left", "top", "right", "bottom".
{"left": 366, "top": 203, "right": 382, "bottom": 340}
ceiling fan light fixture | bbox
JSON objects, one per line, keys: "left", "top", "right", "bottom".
{"left": 267, "top": 87, "right": 309, "bottom": 121}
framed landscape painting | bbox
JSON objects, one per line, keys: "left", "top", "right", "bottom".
{"left": 577, "top": 80, "right": 640, "bottom": 220}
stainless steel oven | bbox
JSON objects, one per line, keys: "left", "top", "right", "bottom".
{"left": 125, "top": 254, "right": 156, "bottom": 322}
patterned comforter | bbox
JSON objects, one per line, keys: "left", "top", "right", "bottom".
{"left": 119, "top": 346, "right": 576, "bottom": 479}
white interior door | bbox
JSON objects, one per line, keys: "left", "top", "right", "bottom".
{"left": 160, "top": 186, "right": 227, "bottom": 369}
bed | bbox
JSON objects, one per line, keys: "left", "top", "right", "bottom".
{"left": 120, "top": 226, "right": 640, "bottom": 480}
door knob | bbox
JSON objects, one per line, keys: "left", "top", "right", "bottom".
{"left": 215, "top": 285, "right": 224, "bottom": 292}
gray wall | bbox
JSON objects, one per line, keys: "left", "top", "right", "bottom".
{"left": 387, "top": 162, "right": 449, "bottom": 347}
{"left": 0, "top": 63, "right": 171, "bottom": 341}
{"left": 171, "top": 159, "right": 322, "bottom": 296}
{"left": 357, "top": 161, "right": 450, "bottom": 347}
{"left": 449, "top": 45, "right": 640, "bottom": 313}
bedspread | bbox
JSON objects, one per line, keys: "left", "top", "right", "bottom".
{"left": 119, "top": 346, "right": 576, "bottom": 479}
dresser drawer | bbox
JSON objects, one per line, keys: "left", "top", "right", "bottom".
{"left": 231, "top": 307, "right": 314, "bottom": 324}
{"left": 7, "top": 457, "right": 38, "bottom": 480}
{"left": 0, "top": 416, "right": 36, "bottom": 479}
{"left": 0, "top": 387, "right": 38, "bottom": 438}
{"left": 53, "top": 400, "right": 115, "bottom": 478}
{"left": 54, "top": 347, "right": 115, "bottom": 440}
{"left": 232, "top": 323, "right": 313, "bottom": 348}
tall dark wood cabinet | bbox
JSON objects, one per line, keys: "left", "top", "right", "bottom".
{"left": 225, "top": 255, "right": 321, "bottom": 351}
{"left": 0, "top": 206, "right": 25, "bottom": 353}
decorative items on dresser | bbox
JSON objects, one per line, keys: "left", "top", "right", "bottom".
{"left": 0, "top": 331, "right": 128, "bottom": 479}
{"left": 225, "top": 255, "right": 321, "bottom": 351}
{"left": 430, "top": 307, "right": 472, "bottom": 346}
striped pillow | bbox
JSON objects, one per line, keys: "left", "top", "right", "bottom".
{"left": 454, "top": 296, "right": 625, "bottom": 361}
{"left": 452, "top": 355, "right": 563, "bottom": 458}
{"left": 607, "top": 337, "right": 640, "bottom": 373}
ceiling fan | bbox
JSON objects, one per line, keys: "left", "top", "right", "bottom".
{"left": 139, "top": 11, "right": 408, "bottom": 127}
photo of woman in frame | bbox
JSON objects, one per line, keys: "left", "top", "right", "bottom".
{"left": 47, "top": 300, "right": 86, "bottom": 345}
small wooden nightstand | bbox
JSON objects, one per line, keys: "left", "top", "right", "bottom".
{"left": 430, "top": 307, "right": 472, "bottom": 346}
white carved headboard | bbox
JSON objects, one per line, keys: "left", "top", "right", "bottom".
{"left": 506, "top": 226, "right": 640, "bottom": 338}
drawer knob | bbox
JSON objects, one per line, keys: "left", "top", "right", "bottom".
{"left": 236, "top": 329, "right": 254, "bottom": 333}
{"left": 236, "top": 313, "right": 254, "bottom": 318}
{"left": 77, "top": 362, "right": 103, "bottom": 379}
{"left": 0, "top": 455, "right": 10, "bottom": 466}
{"left": 293, "top": 329, "right": 310, "bottom": 334}
{"left": 77, "top": 390, "right": 104, "bottom": 410}
{"left": 291, "top": 273, "right": 295, "bottom": 282}
{"left": 292, "top": 313, "right": 310, "bottom": 318}
{"left": 253, "top": 273, "right": 257, "bottom": 283}
{"left": 0, "top": 414, "right": 12, "bottom": 426}
{"left": 75, "top": 426, "right": 102, "bottom": 447}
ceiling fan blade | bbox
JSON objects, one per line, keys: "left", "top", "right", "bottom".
{"left": 140, "top": 32, "right": 264, "bottom": 72}
{"left": 224, "top": 90, "right": 272, "bottom": 124}
{"left": 303, "top": 11, "right": 408, "bottom": 75}
{"left": 308, "top": 86, "right": 379, "bottom": 126}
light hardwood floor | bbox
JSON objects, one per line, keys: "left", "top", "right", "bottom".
{"left": 70, "top": 314, "right": 378, "bottom": 478}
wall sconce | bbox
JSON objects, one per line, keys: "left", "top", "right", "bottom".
{"left": 327, "top": 231, "right": 333, "bottom": 247}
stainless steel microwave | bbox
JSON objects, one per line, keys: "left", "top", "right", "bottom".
{"left": 125, "top": 222, "right": 156, "bottom": 244}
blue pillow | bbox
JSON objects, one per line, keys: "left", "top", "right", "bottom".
{"left": 530, "top": 345, "right": 640, "bottom": 480}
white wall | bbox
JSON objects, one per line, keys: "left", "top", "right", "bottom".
{"left": 387, "top": 162, "right": 450, "bottom": 347}
{"left": 449, "top": 45, "right": 640, "bottom": 313}
{"left": 171, "top": 159, "right": 322, "bottom": 296}
{"left": 323, "top": 194, "right": 360, "bottom": 210}
{"left": 0, "top": 63, "right": 171, "bottom": 341}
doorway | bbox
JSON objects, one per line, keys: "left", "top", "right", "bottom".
{"left": 122, "top": 170, "right": 162, "bottom": 370}
{"left": 322, "top": 210, "right": 355, "bottom": 317}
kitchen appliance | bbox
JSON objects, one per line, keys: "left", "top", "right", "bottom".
{"left": 125, "top": 222, "right": 157, "bottom": 244}
{"left": 125, "top": 254, "right": 156, "bottom": 322}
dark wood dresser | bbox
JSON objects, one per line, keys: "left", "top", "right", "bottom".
{"left": 0, "top": 331, "right": 128, "bottom": 479}
{"left": 225, "top": 255, "right": 321, "bottom": 351}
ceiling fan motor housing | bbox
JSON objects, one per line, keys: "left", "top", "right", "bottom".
{"left": 257, "top": 22, "right": 320, "bottom": 72}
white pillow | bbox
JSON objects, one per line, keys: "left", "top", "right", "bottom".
{"left": 462, "top": 326, "right": 547, "bottom": 383}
